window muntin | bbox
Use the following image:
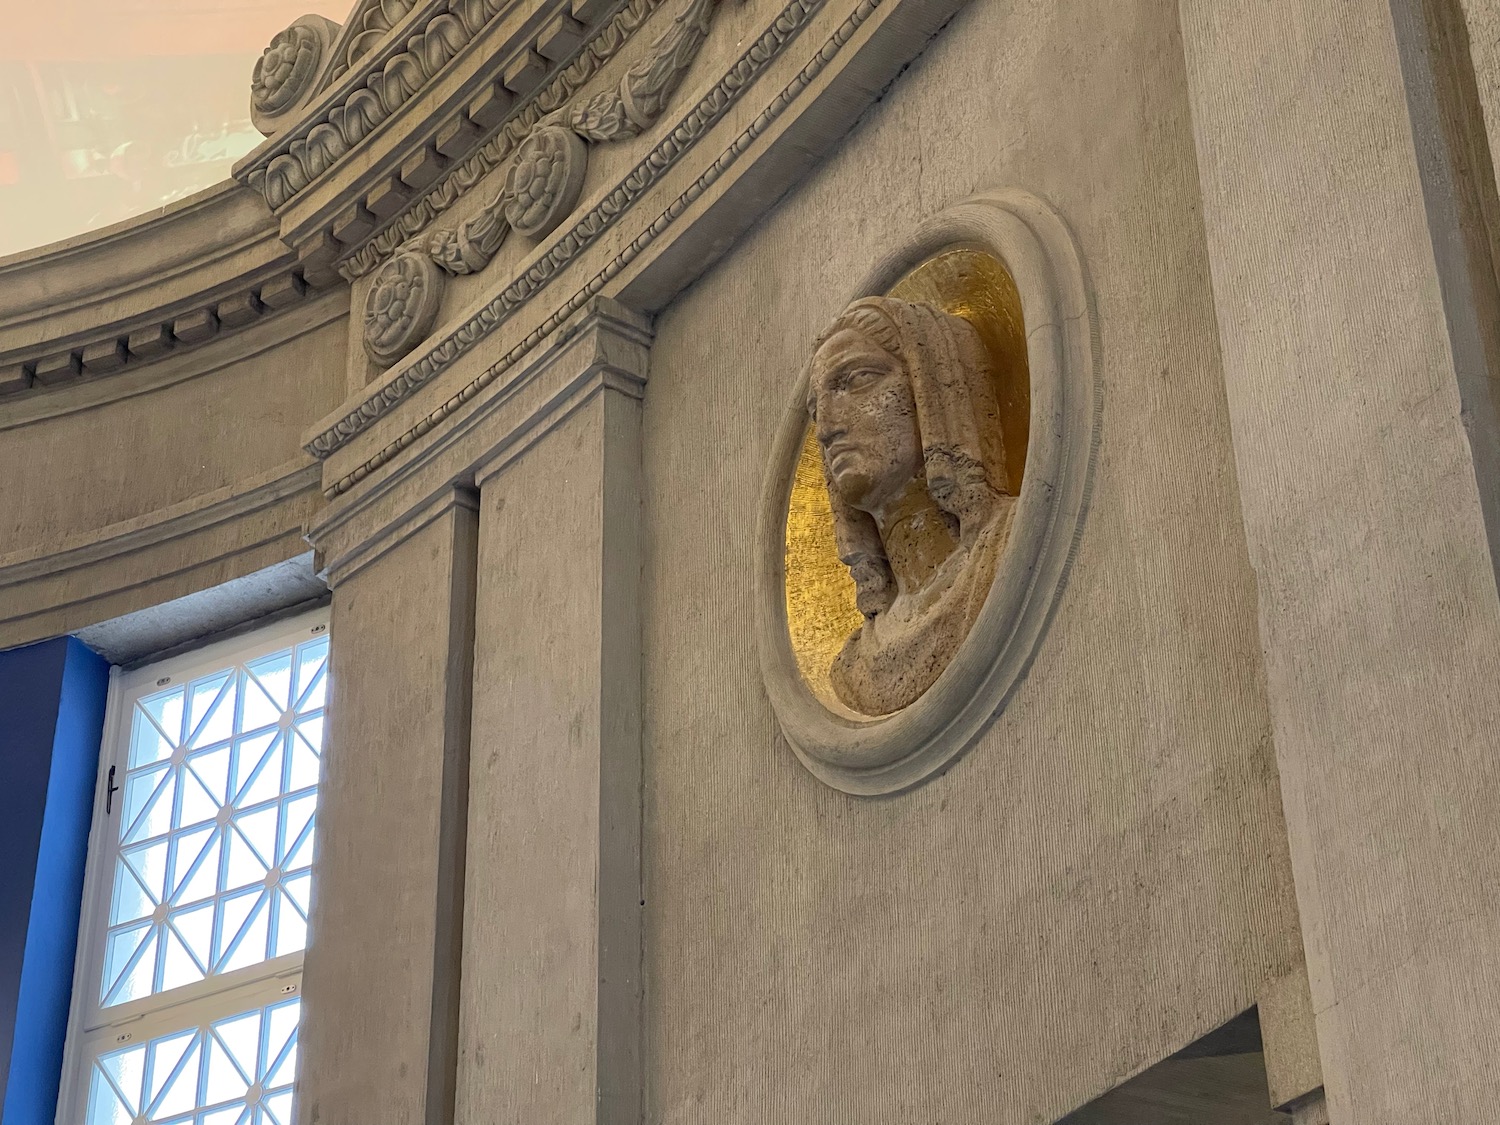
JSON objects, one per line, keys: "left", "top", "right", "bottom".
{"left": 62, "top": 613, "right": 329, "bottom": 1125}
{"left": 84, "top": 996, "right": 300, "bottom": 1125}
{"left": 100, "top": 635, "right": 328, "bottom": 1007}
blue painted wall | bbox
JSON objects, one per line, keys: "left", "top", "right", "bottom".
{"left": 0, "top": 638, "right": 109, "bottom": 1125}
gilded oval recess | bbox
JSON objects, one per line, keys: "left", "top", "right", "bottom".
{"left": 755, "top": 189, "right": 1098, "bottom": 795}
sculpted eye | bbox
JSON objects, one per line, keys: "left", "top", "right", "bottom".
{"left": 846, "top": 368, "right": 881, "bottom": 391}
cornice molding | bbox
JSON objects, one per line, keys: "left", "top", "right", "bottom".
{"left": 339, "top": 0, "right": 676, "bottom": 280}
{"left": 0, "top": 184, "right": 346, "bottom": 401}
{"left": 234, "top": 0, "right": 640, "bottom": 263}
{"left": 307, "top": 296, "right": 650, "bottom": 582}
{"left": 0, "top": 458, "right": 321, "bottom": 589}
{"left": 0, "top": 290, "right": 347, "bottom": 428}
{"left": 322, "top": 0, "right": 429, "bottom": 88}
{"left": 307, "top": 0, "right": 835, "bottom": 472}
{"left": 356, "top": 0, "right": 723, "bottom": 366}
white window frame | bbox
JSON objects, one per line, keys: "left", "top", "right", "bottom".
{"left": 56, "top": 608, "right": 330, "bottom": 1125}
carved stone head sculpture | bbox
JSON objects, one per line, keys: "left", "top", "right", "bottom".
{"left": 806, "top": 296, "right": 1017, "bottom": 715}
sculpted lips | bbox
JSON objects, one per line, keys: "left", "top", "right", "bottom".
{"left": 823, "top": 440, "right": 859, "bottom": 475}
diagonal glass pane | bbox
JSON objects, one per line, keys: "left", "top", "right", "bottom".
{"left": 95, "top": 1043, "right": 145, "bottom": 1118}
{"left": 262, "top": 1090, "right": 295, "bottom": 1125}
{"left": 169, "top": 825, "right": 212, "bottom": 889}
{"left": 292, "top": 638, "right": 328, "bottom": 711}
{"left": 170, "top": 827, "right": 221, "bottom": 907}
{"left": 169, "top": 901, "right": 214, "bottom": 972}
{"left": 145, "top": 1029, "right": 198, "bottom": 1119}
{"left": 282, "top": 872, "right": 311, "bottom": 919}
{"left": 176, "top": 768, "right": 220, "bottom": 830}
{"left": 204, "top": 1033, "right": 252, "bottom": 1108}
{"left": 187, "top": 672, "right": 237, "bottom": 749}
{"left": 100, "top": 921, "right": 151, "bottom": 1003}
{"left": 211, "top": 1009, "right": 263, "bottom": 1085}
{"left": 202, "top": 1105, "right": 250, "bottom": 1125}
{"left": 109, "top": 857, "right": 158, "bottom": 926}
{"left": 121, "top": 764, "right": 175, "bottom": 845}
{"left": 279, "top": 794, "right": 316, "bottom": 868}
{"left": 285, "top": 733, "right": 320, "bottom": 794}
{"left": 186, "top": 745, "right": 231, "bottom": 805}
{"left": 241, "top": 738, "right": 285, "bottom": 810}
{"left": 129, "top": 705, "right": 177, "bottom": 769}
{"left": 245, "top": 651, "right": 293, "bottom": 711}
{"left": 224, "top": 825, "right": 270, "bottom": 893}
{"left": 292, "top": 713, "right": 324, "bottom": 755}
{"left": 231, "top": 731, "right": 279, "bottom": 806}
{"left": 139, "top": 687, "right": 186, "bottom": 748}
{"left": 262, "top": 1000, "right": 299, "bottom": 1088}
{"left": 122, "top": 838, "right": 168, "bottom": 903}
{"left": 85, "top": 1061, "right": 134, "bottom": 1125}
{"left": 221, "top": 895, "right": 271, "bottom": 973}
{"left": 272, "top": 889, "right": 307, "bottom": 957}
{"left": 214, "top": 888, "right": 264, "bottom": 970}
{"left": 103, "top": 924, "right": 158, "bottom": 1006}
{"left": 263, "top": 1037, "right": 297, "bottom": 1093}
{"left": 159, "top": 925, "right": 206, "bottom": 992}
{"left": 239, "top": 672, "right": 282, "bottom": 734}
{"left": 235, "top": 806, "right": 279, "bottom": 869}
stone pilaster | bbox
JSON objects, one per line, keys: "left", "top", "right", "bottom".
{"left": 298, "top": 488, "right": 478, "bottom": 1125}
{"left": 1179, "top": 1, "right": 1500, "bottom": 1119}
{"left": 453, "top": 317, "right": 648, "bottom": 1125}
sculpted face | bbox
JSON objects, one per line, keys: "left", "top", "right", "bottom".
{"left": 808, "top": 327, "right": 922, "bottom": 516}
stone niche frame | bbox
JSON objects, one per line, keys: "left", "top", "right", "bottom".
{"left": 755, "top": 189, "right": 1099, "bottom": 796}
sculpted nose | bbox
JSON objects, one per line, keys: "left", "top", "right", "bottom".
{"left": 817, "top": 421, "right": 846, "bottom": 449}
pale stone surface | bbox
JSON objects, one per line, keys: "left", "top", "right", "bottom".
{"left": 300, "top": 490, "right": 477, "bottom": 1125}
{"left": 457, "top": 385, "right": 643, "bottom": 1125}
{"left": 74, "top": 553, "right": 327, "bottom": 665}
{"left": 0, "top": 309, "right": 344, "bottom": 551}
{"left": 639, "top": 1, "right": 1304, "bottom": 1121}
{"left": 1181, "top": 0, "right": 1500, "bottom": 1120}
{"left": 1, "top": 0, "right": 1497, "bottom": 1120}
{"left": 1258, "top": 964, "right": 1322, "bottom": 1110}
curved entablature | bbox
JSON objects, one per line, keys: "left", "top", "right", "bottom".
{"left": 0, "top": 183, "right": 344, "bottom": 400}
{"left": 0, "top": 184, "right": 350, "bottom": 651}
{"left": 233, "top": 0, "right": 646, "bottom": 285}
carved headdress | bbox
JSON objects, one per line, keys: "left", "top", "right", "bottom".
{"left": 808, "top": 295, "right": 1009, "bottom": 618}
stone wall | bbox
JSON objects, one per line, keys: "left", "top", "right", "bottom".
{"left": 640, "top": 0, "right": 1303, "bottom": 1120}
{"left": 3, "top": 0, "right": 1500, "bottom": 1121}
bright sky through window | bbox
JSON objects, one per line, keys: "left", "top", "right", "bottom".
{"left": 62, "top": 613, "right": 331, "bottom": 1125}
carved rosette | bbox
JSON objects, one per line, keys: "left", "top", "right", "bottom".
{"left": 253, "top": 26, "right": 321, "bottom": 115}
{"left": 503, "top": 127, "right": 590, "bottom": 239}
{"left": 251, "top": 16, "right": 340, "bottom": 138}
{"left": 363, "top": 253, "right": 446, "bottom": 365}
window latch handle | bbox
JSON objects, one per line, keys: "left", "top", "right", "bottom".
{"left": 105, "top": 765, "right": 120, "bottom": 815}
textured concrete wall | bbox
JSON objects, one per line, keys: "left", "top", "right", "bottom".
{"left": 458, "top": 389, "right": 644, "bottom": 1125}
{"left": 302, "top": 495, "right": 476, "bottom": 1125}
{"left": 0, "top": 312, "right": 344, "bottom": 550}
{"left": 1180, "top": 0, "right": 1500, "bottom": 1119}
{"left": 639, "top": 0, "right": 1304, "bottom": 1122}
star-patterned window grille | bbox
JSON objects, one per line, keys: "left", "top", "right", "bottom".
{"left": 62, "top": 614, "right": 330, "bottom": 1125}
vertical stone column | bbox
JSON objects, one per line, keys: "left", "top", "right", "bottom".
{"left": 455, "top": 312, "right": 649, "bottom": 1125}
{"left": 1179, "top": 2, "right": 1500, "bottom": 1120}
{"left": 298, "top": 489, "right": 478, "bottom": 1125}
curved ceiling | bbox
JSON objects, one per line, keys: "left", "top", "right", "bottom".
{"left": 0, "top": 0, "right": 351, "bottom": 258}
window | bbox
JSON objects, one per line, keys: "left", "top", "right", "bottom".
{"left": 58, "top": 612, "right": 330, "bottom": 1125}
